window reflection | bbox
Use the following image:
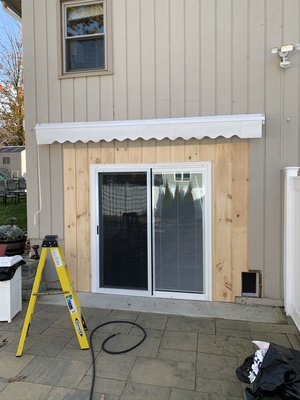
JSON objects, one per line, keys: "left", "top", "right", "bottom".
{"left": 153, "top": 172, "right": 204, "bottom": 293}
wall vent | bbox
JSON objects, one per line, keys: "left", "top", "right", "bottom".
{"left": 241, "top": 271, "right": 262, "bottom": 297}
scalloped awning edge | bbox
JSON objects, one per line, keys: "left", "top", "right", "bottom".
{"left": 35, "top": 114, "right": 265, "bottom": 145}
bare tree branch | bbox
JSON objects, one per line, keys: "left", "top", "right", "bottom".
{"left": 0, "top": 27, "right": 24, "bottom": 146}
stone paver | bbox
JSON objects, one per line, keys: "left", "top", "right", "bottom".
{"left": 196, "top": 353, "right": 239, "bottom": 382}
{"left": 4, "top": 334, "right": 71, "bottom": 357}
{"left": 120, "top": 382, "right": 170, "bottom": 400}
{"left": 129, "top": 357, "right": 195, "bottom": 390}
{"left": 170, "top": 388, "right": 242, "bottom": 400}
{"left": 0, "top": 378, "right": 8, "bottom": 392}
{"left": 56, "top": 347, "right": 97, "bottom": 363}
{"left": 288, "top": 333, "right": 300, "bottom": 350}
{"left": 215, "top": 328, "right": 251, "bottom": 338}
{"left": 196, "top": 376, "right": 244, "bottom": 397}
{"left": 0, "top": 351, "right": 35, "bottom": 380}
{"left": 157, "top": 348, "right": 197, "bottom": 363}
{"left": 0, "top": 330, "right": 19, "bottom": 351}
{"left": 0, "top": 317, "right": 54, "bottom": 334}
{"left": 135, "top": 313, "right": 168, "bottom": 330}
{"left": 108, "top": 310, "right": 139, "bottom": 321}
{"left": 129, "top": 327, "right": 164, "bottom": 339}
{"left": 0, "top": 381, "right": 52, "bottom": 400}
{"left": 101, "top": 334, "right": 160, "bottom": 358}
{"left": 166, "top": 316, "right": 215, "bottom": 334}
{"left": 161, "top": 330, "right": 197, "bottom": 352}
{"left": 42, "top": 326, "right": 75, "bottom": 338}
{"left": 215, "top": 319, "right": 249, "bottom": 331}
{"left": 250, "top": 332, "right": 291, "bottom": 347}
{"left": 0, "top": 302, "right": 298, "bottom": 400}
{"left": 34, "top": 305, "right": 69, "bottom": 321}
{"left": 248, "top": 322, "right": 299, "bottom": 334}
{"left": 45, "top": 387, "right": 112, "bottom": 400}
{"left": 197, "top": 333, "right": 254, "bottom": 358}
{"left": 78, "top": 375, "right": 125, "bottom": 396}
{"left": 20, "top": 356, "right": 91, "bottom": 388}
{"left": 86, "top": 353, "right": 136, "bottom": 381}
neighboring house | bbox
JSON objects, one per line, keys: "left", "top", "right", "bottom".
{"left": 3, "top": 0, "right": 300, "bottom": 305}
{"left": 0, "top": 146, "right": 26, "bottom": 176}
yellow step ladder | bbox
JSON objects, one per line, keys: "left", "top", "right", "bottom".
{"left": 16, "top": 235, "right": 89, "bottom": 357}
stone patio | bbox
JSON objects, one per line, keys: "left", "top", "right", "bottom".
{"left": 0, "top": 302, "right": 299, "bottom": 400}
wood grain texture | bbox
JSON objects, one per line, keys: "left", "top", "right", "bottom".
{"left": 63, "top": 140, "right": 248, "bottom": 300}
{"left": 63, "top": 143, "right": 77, "bottom": 287}
{"left": 214, "top": 144, "right": 233, "bottom": 301}
{"left": 75, "top": 143, "right": 90, "bottom": 292}
{"left": 231, "top": 143, "right": 249, "bottom": 298}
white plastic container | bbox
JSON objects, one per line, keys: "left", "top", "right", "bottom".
{"left": 0, "top": 256, "right": 22, "bottom": 322}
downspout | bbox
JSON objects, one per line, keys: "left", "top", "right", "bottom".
{"left": 2, "top": 1, "right": 21, "bottom": 22}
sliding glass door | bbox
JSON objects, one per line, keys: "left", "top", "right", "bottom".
{"left": 152, "top": 169, "right": 205, "bottom": 295}
{"left": 95, "top": 164, "right": 210, "bottom": 299}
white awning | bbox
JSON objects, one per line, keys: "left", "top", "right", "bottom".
{"left": 35, "top": 114, "right": 265, "bottom": 145}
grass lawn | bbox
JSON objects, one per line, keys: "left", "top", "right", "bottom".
{"left": 0, "top": 199, "right": 27, "bottom": 232}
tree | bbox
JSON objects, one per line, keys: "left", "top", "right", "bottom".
{"left": 0, "top": 28, "right": 24, "bottom": 145}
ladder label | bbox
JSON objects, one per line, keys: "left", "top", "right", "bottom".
{"left": 66, "top": 295, "right": 76, "bottom": 314}
{"left": 75, "top": 318, "right": 83, "bottom": 336}
{"left": 52, "top": 249, "right": 63, "bottom": 267}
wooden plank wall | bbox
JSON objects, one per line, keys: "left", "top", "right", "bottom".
{"left": 23, "top": 0, "right": 300, "bottom": 301}
{"left": 63, "top": 140, "right": 249, "bottom": 302}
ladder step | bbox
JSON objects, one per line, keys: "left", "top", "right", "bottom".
{"left": 32, "top": 290, "right": 69, "bottom": 296}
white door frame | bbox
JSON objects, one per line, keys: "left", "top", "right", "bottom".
{"left": 90, "top": 162, "right": 212, "bottom": 301}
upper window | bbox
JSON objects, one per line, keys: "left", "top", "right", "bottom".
{"left": 62, "top": 0, "right": 108, "bottom": 74}
{"left": 3, "top": 157, "right": 10, "bottom": 165}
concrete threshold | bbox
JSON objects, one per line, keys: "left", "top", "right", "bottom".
{"left": 38, "top": 292, "right": 286, "bottom": 324}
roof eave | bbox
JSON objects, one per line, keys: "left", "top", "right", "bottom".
{"left": 1, "top": 0, "right": 22, "bottom": 20}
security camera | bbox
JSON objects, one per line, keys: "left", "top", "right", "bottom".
{"left": 280, "top": 59, "right": 291, "bottom": 68}
{"left": 280, "top": 44, "right": 294, "bottom": 53}
{"left": 271, "top": 43, "right": 300, "bottom": 69}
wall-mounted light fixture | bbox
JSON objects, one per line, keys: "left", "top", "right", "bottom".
{"left": 271, "top": 43, "right": 300, "bottom": 68}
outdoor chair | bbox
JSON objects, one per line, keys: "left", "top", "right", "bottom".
{"left": 1, "top": 179, "right": 17, "bottom": 205}
{"left": 16, "top": 177, "right": 27, "bottom": 201}
{"left": 0, "top": 181, "right": 5, "bottom": 204}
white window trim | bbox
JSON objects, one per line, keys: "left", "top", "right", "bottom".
{"left": 90, "top": 162, "right": 212, "bottom": 301}
{"left": 61, "top": 0, "right": 108, "bottom": 75}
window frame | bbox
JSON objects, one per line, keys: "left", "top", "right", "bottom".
{"left": 3, "top": 157, "right": 10, "bottom": 165}
{"left": 90, "top": 162, "right": 212, "bottom": 301}
{"left": 59, "top": 0, "right": 112, "bottom": 78}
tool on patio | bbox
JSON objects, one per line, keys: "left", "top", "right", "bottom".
{"left": 16, "top": 235, "right": 89, "bottom": 357}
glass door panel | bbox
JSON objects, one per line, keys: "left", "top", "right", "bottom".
{"left": 153, "top": 170, "right": 204, "bottom": 294}
{"left": 98, "top": 172, "right": 148, "bottom": 290}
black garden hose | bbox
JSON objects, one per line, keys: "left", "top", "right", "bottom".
{"left": 89, "top": 320, "right": 147, "bottom": 400}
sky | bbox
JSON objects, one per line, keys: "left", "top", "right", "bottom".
{"left": 0, "top": 4, "right": 20, "bottom": 48}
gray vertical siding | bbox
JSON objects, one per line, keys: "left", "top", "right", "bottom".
{"left": 23, "top": 0, "right": 300, "bottom": 300}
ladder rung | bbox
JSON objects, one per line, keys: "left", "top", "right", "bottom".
{"left": 32, "top": 290, "right": 69, "bottom": 296}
